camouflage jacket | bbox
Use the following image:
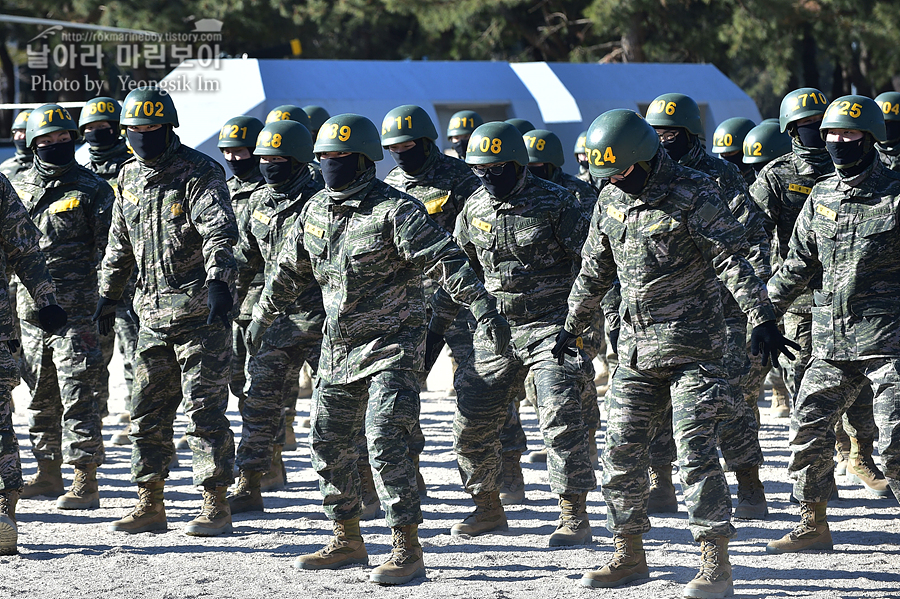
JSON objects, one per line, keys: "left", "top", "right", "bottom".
{"left": 565, "top": 148, "right": 776, "bottom": 370}
{"left": 236, "top": 166, "right": 325, "bottom": 347}
{"left": 85, "top": 140, "right": 132, "bottom": 184}
{"left": 877, "top": 142, "right": 900, "bottom": 172}
{"left": 309, "top": 161, "right": 325, "bottom": 188}
{"left": 13, "top": 160, "right": 113, "bottom": 323}
{"left": 576, "top": 166, "right": 599, "bottom": 192}
{"left": 750, "top": 142, "right": 834, "bottom": 313}
{"left": 100, "top": 136, "right": 238, "bottom": 330}
{"left": 0, "top": 173, "right": 57, "bottom": 340}
{"left": 550, "top": 168, "right": 598, "bottom": 218}
{"left": 252, "top": 167, "right": 495, "bottom": 384}
{"left": 228, "top": 167, "right": 266, "bottom": 322}
{"left": 768, "top": 158, "right": 900, "bottom": 359}
{"left": 0, "top": 152, "right": 33, "bottom": 182}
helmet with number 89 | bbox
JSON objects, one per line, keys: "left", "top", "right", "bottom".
{"left": 585, "top": 110, "right": 659, "bottom": 178}
{"left": 464, "top": 122, "right": 528, "bottom": 166}
{"left": 380, "top": 105, "right": 438, "bottom": 147}
{"left": 742, "top": 122, "right": 791, "bottom": 165}
{"left": 254, "top": 120, "right": 314, "bottom": 163}
{"left": 523, "top": 129, "right": 565, "bottom": 167}
{"left": 79, "top": 97, "right": 122, "bottom": 132}
{"left": 217, "top": 116, "right": 265, "bottom": 149}
{"left": 645, "top": 93, "right": 703, "bottom": 136}
{"left": 314, "top": 114, "right": 384, "bottom": 161}
{"left": 778, "top": 87, "right": 828, "bottom": 133}
{"left": 26, "top": 103, "right": 80, "bottom": 147}
{"left": 447, "top": 110, "right": 483, "bottom": 138}
{"left": 819, "top": 95, "right": 886, "bottom": 142}
{"left": 712, "top": 117, "right": 755, "bottom": 154}
{"left": 120, "top": 86, "right": 179, "bottom": 128}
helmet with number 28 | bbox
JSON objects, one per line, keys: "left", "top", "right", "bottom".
{"left": 314, "top": 114, "right": 383, "bottom": 161}
{"left": 255, "top": 120, "right": 315, "bottom": 163}
{"left": 120, "top": 86, "right": 179, "bottom": 128}
{"left": 464, "top": 122, "right": 528, "bottom": 166}
{"left": 585, "top": 109, "right": 659, "bottom": 178}
{"left": 26, "top": 103, "right": 80, "bottom": 147}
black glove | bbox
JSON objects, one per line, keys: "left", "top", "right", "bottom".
{"left": 750, "top": 320, "right": 801, "bottom": 369}
{"left": 244, "top": 320, "right": 268, "bottom": 356}
{"left": 92, "top": 296, "right": 118, "bottom": 336}
{"left": 38, "top": 304, "right": 68, "bottom": 335}
{"left": 551, "top": 328, "right": 579, "bottom": 366}
{"left": 608, "top": 327, "right": 620, "bottom": 356}
{"left": 6, "top": 339, "right": 19, "bottom": 354}
{"left": 424, "top": 330, "right": 445, "bottom": 373}
{"left": 206, "top": 280, "right": 233, "bottom": 327}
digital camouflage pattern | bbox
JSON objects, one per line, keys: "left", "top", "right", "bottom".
{"left": 0, "top": 154, "right": 33, "bottom": 182}
{"left": 878, "top": 142, "right": 900, "bottom": 172}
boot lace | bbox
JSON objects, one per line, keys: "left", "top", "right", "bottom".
{"left": 648, "top": 468, "right": 661, "bottom": 490}
{"left": 558, "top": 495, "right": 586, "bottom": 532}
{"left": 854, "top": 455, "right": 885, "bottom": 481}
{"left": 70, "top": 468, "right": 91, "bottom": 497}
{"left": 735, "top": 470, "right": 760, "bottom": 503}
{"left": 608, "top": 535, "right": 636, "bottom": 568}
{"left": 789, "top": 503, "right": 821, "bottom": 539}
{"left": 0, "top": 493, "right": 10, "bottom": 517}
{"left": 199, "top": 489, "right": 226, "bottom": 520}
{"left": 131, "top": 486, "right": 157, "bottom": 518}
{"left": 695, "top": 540, "right": 728, "bottom": 582}
{"left": 386, "top": 528, "right": 411, "bottom": 565}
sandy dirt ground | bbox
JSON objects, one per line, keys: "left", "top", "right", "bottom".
{"left": 3, "top": 350, "right": 899, "bottom": 599}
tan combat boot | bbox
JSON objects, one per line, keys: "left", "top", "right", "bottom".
{"left": 766, "top": 501, "right": 832, "bottom": 554}
{"left": 0, "top": 490, "right": 18, "bottom": 556}
{"left": 846, "top": 437, "right": 890, "bottom": 496}
{"left": 683, "top": 536, "right": 733, "bottom": 598}
{"left": 108, "top": 481, "right": 167, "bottom": 533}
{"left": 412, "top": 453, "right": 427, "bottom": 498}
{"left": 228, "top": 470, "right": 264, "bottom": 514}
{"left": 580, "top": 533, "right": 650, "bottom": 588}
{"left": 294, "top": 518, "right": 368, "bottom": 570}
{"left": 20, "top": 459, "right": 64, "bottom": 499}
{"left": 284, "top": 412, "right": 297, "bottom": 452}
{"left": 733, "top": 466, "right": 768, "bottom": 519}
{"left": 369, "top": 524, "right": 426, "bottom": 585}
{"left": 259, "top": 444, "right": 286, "bottom": 492}
{"left": 111, "top": 422, "right": 132, "bottom": 446}
{"left": 57, "top": 464, "right": 100, "bottom": 510}
{"left": 358, "top": 459, "right": 382, "bottom": 520}
{"left": 185, "top": 486, "right": 232, "bottom": 536}
{"left": 769, "top": 384, "right": 790, "bottom": 419}
{"left": 549, "top": 492, "right": 591, "bottom": 546}
{"left": 450, "top": 490, "right": 508, "bottom": 537}
{"left": 499, "top": 451, "right": 525, "bottom": 505}
{"left": 647, "top": 464, "right": 678, "bottom": 513}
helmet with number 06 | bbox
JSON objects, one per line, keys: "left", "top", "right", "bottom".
{"left": 778, "top": 87, "right": 828, "bottom": 133}
{"left": 254, "top": 120, "right": 315, "bottom": 163}
{"left": 380, "top": 105, "right": 438, "bottom": 146}
{"left": 712, "top": 117, "right": 755, "bottom": 154}
{"left": 120, "top": 86, "right": 179, "bottom": 128}
{"left": 314, "top": 114, "right": 383, "bottom": 161}
{"left": 820, "top": 95, "right": 886, "bottom": 142}
{"left": 742, "top": 122, "right": 791, "bottom": 164}
{"left": 464, "top": 122, "right": 528, "bottom": 166}
{"left": 26, "top": 103, "right": 80, "bottom": 147}
{"left": 218, "top": 116, "right": 264, "bottom": 149}
{"left": 874, "top": 92, "right": 900, "bottom": 123}
{"left": 586, "top": 109, "right": 659, "bottom": 178}
{"left": 447, "top": 110, "right": 483, "bottom": 138}
{"left": 265, "top": 104, "right": 307, "bottom": 126}
{"left": 79, "top": 97, "right": 122, "bottom": 131}
{"left": 523, "top": 129, "right": 565, "bottom": 167}
{"left": 645, "top": 93, "right": 703, "bottom": 136}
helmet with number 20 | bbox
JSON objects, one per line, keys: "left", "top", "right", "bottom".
{"left": 314, "top": 114, "right": 384, "bottom": 161}
{"left": 585, "top": 109, "right": 659, "bottom": 178}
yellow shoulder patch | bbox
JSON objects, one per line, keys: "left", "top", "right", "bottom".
{"left": 788, "top": 183, "right": 812, "bottom": 195}
{"left": 816, "top": 204, "right": 837, "bottom": 221}
{"left": 472, "top": 217, "right": 492, "bottom": 233}
{"left": 252, "top": 210, "right": 271, "bottom": 225}
{"left": 170, "top": 203, "right": 183, "bottom": 217}
{"left": 49, "top": 198, "right": 80, "bottom": 214}
{"left": 12, "top": 185, "right": 32, "bottom": 203}
{"left": 424, "top": 194, "right": 450, "bottom": 215}
{"left": 607, "top": 205, "right": 625, "bottom": 223}
{"left": 305, "top": 222, "right": 325, "bottom": 238}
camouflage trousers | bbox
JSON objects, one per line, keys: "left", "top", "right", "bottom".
{"left": 604, "top": 361, "right": 736, "bottom": 540}
{"left": 237, "top": 328, "right": 321, "bottom": 471}
{"left": 98, "top": 307, "right": 139, "bottom": 416}
{"left": 453, "top": 328, "right": 596, "bottom": 496}
{"left": 781, "top": 310, "right": 813, "bottom": 400}
{"left": 130, "top": 320, "right": 234, "bottom": 487}
{"left": 22, "top": 319, "right": 105, "bottom": 466}
{"left": 311, "top": 368, "right": 422, "bottom": 527}
{"left": 790, "top": 357, "right": 900, "bottom": 504}
{"left": 0, "top": 345, "right": 22, "bottom": 491}
{"left": 231, "top": 321, "right": 249, "bottom": 403}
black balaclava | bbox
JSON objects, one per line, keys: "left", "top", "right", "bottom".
{"left": 794, "top": 121, "right": 826, "bottom": 148}
{"left": 885, "top": 121, "right": 900, "bottom": 144}
{"left": 451, "top": 138, "right": 468, "bottom": 160}
{"left": 476, "top": 162, "right": 520, "bottom": 200}
{"left": 390, "top": 138, "right": 429, "bottom": 174}
{"left": 225, "top": 151, "right": 259, "bottom": 180}
{"left": 35, "top": 138, "right": 76, "bottom": 166}
{"left": 577, "top": 156, "right": 590, "bottom": 172}
{"left": 127, "top": 126, "right": 170, "bottom": 161}
{"left": 527, "top": 164, "right": 552, "bottom": 181}
{"left": 826, "top": 133, "right": 876, "bottom": 179}
{"left": 321, "top": 153, "right": 368, "bottom": 191}
{"left": 13, "top": 137, "right": 28, "bottom": 154}
{"left": 659, "top": 129, "right": 691, "bottom": 161}
{"left": 84, "top": 127, "right": 119, "bottom": 149}
{"left": 611, "top": 161, "right": 652, "bottom": 195}
{"left": 721, "top": 152, "right": 744, "bottom": 168}
{"left": 259, "top": 159, "right": 296, "bottom": 185}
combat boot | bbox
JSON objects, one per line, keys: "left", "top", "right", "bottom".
{"left": 111, "top": 422, "right": 132, "bottom": 446}
{"left": 57, "top": 464, "right": 100, "bottom": 510}
{"left": 580, "top": 533, "right": 649, "bottom": 588}
{"left": 733, "top": 466, "right": 767, "bottom": 519}
{"left": 412, "top": 453, "right": 427, "bottom": 498}
{"left": 683, "top": 536, "right": 733, "bottom": 598}
{"left": 451, "top": 490, "right": 508, "bottom": 537}
{"left": 769, "top": 385, "right": 790, "bottom": 419}
{"left": 766, "top": 501, "right": 832, "bottom": 554}
{"left": 108, "top": 481, "right": 167, "bottom": 533}
{"left": 259, "top": 444, "right": 286, "bottom": 492}
{"left": 369, "top": 524, "right": 426, "bottom": 585}
{"left": 358, "top": 459, "right": 383, "bottom": 520}
{"left": 647, "top": 464, "right": 678, "bottom": 513}
{"left": 294, "top": 518, "right": 368, "bottom": 570}
{"left": 20, "top": 459, "right": 64, "bottom": 499}
{"left": 0, "top": 490, "right": 18, "bottom": 556}
{"left": 498, "top": 451, "right": 525, "bottom": 505}
{"left": 228, "top": 470, "right": 264, "bottom": 513}
{"left": 834, "top": 422, "right": 851, "bottom": 476}
{"left": 846, "top": 437, "right": 890, "bottom": 496}
{"left": 549, "top": 492, "right": 591, "bottom": 546}
{"left": 284, "top": 413, "right": 297, "bottom": 452}
{"left": 185, "top": 486, "right": 232, "bottom": 536}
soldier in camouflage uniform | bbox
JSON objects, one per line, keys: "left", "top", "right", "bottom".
{"left": 742, "top": 121, "right": 792, "bottom": 175}
{"left": 97, "top": 86, "right": 237, "bottom": 537}
{"left": 712, "top": 117, "right": 757, "bottom": 187}
{"left": 0, "top": 110, "right": 33, "bottom": 181}
{"left": 446, "top": 110, "right": 483, "bottom": 160}
{"left": 562, "top": 109, "right": 794, "bottom": 598}
{"left": 433, "top": 121, "right": 596, "bottom": 547}
{"left": 15, "top": 104, "right": 113, "bottom": 511}
{"left": 230, "top": 120, "right": 324, "bottom": 513}
{"left": 766, "top": 96, "right": 900, "bottom": 556}
{"left": 0, "top": 171, "right": 66, "bottom": 556}
{"left": 875, "top": 91, "right": 900, "bottom": 172}
{"left": 246, "top": 113, "right": 508, "bottom": 585}
{"left": 573, "top": 130, "right": 599, "bottom": 191}
{"left": 266, "top": 105, "right": 324, "bottom": 189}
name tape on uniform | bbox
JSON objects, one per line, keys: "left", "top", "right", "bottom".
{"left": 121, "top": 188, "right": 140, "bottom": 206}
{"left": 252, "top": 210, "right": 271, "bottom": 225}
{"left": 607, "top": 206, "right": 625, "bottom": 223}
{"left": 305, "top": 222, "right": 325, "bottom": 238}
{"left": 472, "top": 218, "right": 492, "bottom": 233}
{"left": 424, "top": 194, "right": 450, "bottom": 215}
{"left": 816, "top": 204, "right": 837, "bottom": 221}
{"left": 789, "top": 183, "right": 812, "bottom": 195}
{"left": 49, "top": 197, "right": 80, "bottom": 214}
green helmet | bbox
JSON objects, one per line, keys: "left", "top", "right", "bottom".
{"left": 712, "top": 117, "right": 755, "bottom": 154}
{"left": 314, "top": 114, "right": 383, "bottom": 161}
{"left": 254, "top": 120, "right": 314, "bottom": 163}
{"left": 778, "top": 87, "right": 828, "bottom": 132}
{"left": 505, "top": 118, "right": 536, "bottom": 136}
{"left": 464, "top": 122, "right": 528, "bottom": 166}
{"left": 523, "top": 129, "right": 565, "bottom": 167}
{"left": 26, "top": 103, "right": 80, "bottom": 147}
{"left": 820, "top": 95, "right": 886, "bottom": 142}
{"left": 742, "top": 122, "right": 791, "bottom": 164}
{"left": 217, "top": 116, "right": 265, "bottom": 149}
{"left": 79, "top": 97, "right": 121, "bottom": 131}
{"left": 573, "top": 130, "right": 588, "bottom": 156}
{"left": 120, "top": 86, "right": 178, "bottom": 128}
{"left": 645, "top": 93, "right": 703, "bottom": 136}
{"left": 447, "top": 110, "right": 483, "bottom": 138}
{"left": 874, "top": 92, "right": 900, "bottom": 123}
{"left": 302, "top": 105, "right": 331, "bottom": 134}
{"left": 265, "top": 104, "right": 306, "bottom": 126}
{"left": 586, "top": 109, "right": 659, "bottom": 178}
{"left": 12, "top": 110, "right": 32, "bottom": 131}
{"left": 761, "top": 118, "right": 780, "bottom": 126}
{"left": 380, "top": 105, "right": 438, "bottom": 146}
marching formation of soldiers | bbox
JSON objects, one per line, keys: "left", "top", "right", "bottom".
{"left": 0, "top": 81, "right": 898, "bottom": 599}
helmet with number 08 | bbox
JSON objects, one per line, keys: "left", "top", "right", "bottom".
{"left": 120, "top": 86, "right": 179, "bottom": 128}
{"left": 217, "top": 116, "right": 265, "bottom": 149}
{"left": 712, "top": 117, "right": 755, "bottom": 154}
{"left": 254, "top": 120, "right": 315, "bottom": 163}
{"left": 464, "top": 122, "right": 528, "bottom": 166}
{"left": 778, "top": 87, "right": 828, "bottom": 133}
{"left": 79, "top": 97, "right": 122, "bottom": 131}
{"left": 26, "top": 103, "right": 80, "bottom": 147}
{"left": 523, "top": 129, "right": 565, "bottom": 167}
{"left": 742, "top": 122, "right": 791, "bottom": 165}
{"left": 447, "top": 110, "right": 483, "bottom": 138}
{"left": 586, "top": 109, "right": 659, "bottom": 178}
{"left": 820, "top": 95, "right": 886, "bottom": 142}
{"left": 380, "top": 105, "right": 438, "bottom": 146}
{"left": 314, "top": 114, "right": 383, "bottom": 161}
{"left": 645, "top": 93, "right": 703, "bottom": 136}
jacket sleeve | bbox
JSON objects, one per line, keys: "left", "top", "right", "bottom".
{"left": 99, "top": 186, "right": 135, "bottom": 301}
{"left": 252, "top": 218, "right": 314, "bottom": 328}
{"left": 765, "top": 193, "right": 820, "bottom": 316}
{"left": 234, "top": 197, "right": 264, "bottom": 306}
{"left": 186, "top": 165, "right": 238, "bottom": 286}
{"left": 88, "top": 176, "right": 115, "bottom": 271}
{"left": 565, "top": 201, "right": 617, "bottom": 336}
